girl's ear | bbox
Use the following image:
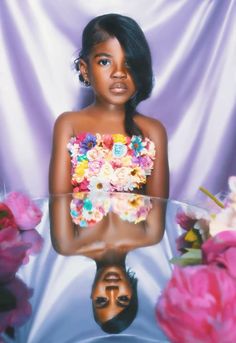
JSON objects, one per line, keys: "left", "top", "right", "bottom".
{"left": 79, "top": 59, "right": 90, "bottom": 83}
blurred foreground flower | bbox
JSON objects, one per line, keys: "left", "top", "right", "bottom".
{"left": 0, "top": 204, "right": 17, "bottom": 231}
{"left": 0, "top": 192, "right": 43, "bottom": 337}
{"left": 202, "top": 230, "right": 236, "bottom": 279}
{"left": 156, "top": 266, "right": 236, "bottom": 343}
{"left": 0, "top": 277, "right": 32, "bottom": 332}
{"left": 4, "top": 192, "right": 42, "bottom": 230}
{"left": 20, "top": 229, "right": 44, "bottom": 264}
{"left": 157, "top": 176, "right": 236, "bottom": 342}
{"left": 0, "top": 228, "right": 30, "bottom": 282}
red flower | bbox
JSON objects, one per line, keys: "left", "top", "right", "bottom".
{"left": 0, "top": 203, "right": 17, "bottom": 231}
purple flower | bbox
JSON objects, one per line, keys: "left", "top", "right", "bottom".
{"left": 80, "top": 134, "right": 97, "bottom": 154}
{"left": 176, "top": 211, "right": 197, "bottom": 230}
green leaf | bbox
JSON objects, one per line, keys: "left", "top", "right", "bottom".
{"left": 170, "top": 249, "right": 202, "bottom": 266}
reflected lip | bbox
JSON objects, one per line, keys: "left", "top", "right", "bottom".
{"left": 104, "top": 272, "right": 121, "bottom": 281}
{"left": 110, "top": 82, "right": 127, "bottom": 90}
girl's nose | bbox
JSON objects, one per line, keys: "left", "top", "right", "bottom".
{"left": 111, "top": 64, "right": 127, "bottom": 79}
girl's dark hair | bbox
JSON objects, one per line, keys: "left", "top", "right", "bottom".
{"left": 75, "top": 13, "right": 154, "bottom": 136}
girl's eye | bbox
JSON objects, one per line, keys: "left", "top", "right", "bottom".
{"left": 124, "top": 61, "right": 130, "bottom": 68}
{"left": 98, "top": 59, "right": 111, "bottom": 66}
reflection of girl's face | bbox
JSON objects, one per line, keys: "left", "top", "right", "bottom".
{"left": 91, "top": 266, "right": 133, "bottom": 323}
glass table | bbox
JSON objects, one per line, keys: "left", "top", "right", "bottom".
{"left": 2, "top": 192, "right": 208, "bottom": 343}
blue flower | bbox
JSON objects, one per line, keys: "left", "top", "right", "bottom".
{"left": 83, "top": 198, "right": 93, "bottom": 211}
{"left": 77, "top": 154, "right": 88, "bottom": 162}
{"left": 130, "top": 136, "right": 144, "bottom": 156}
{"left": 80, "top": 134, "right": 97, "bottom": 154}
{"left": 70, "top": 209, "right": 78, "bottom": 217}
{"left": 112, "top": 143, "right": 127, "bottom": 158}
{"left": 79, "top": 220, "right": 88, "bottom": 227}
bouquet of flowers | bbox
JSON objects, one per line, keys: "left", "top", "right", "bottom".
{"left": 156, "top": 176, "right": 236, "bottom": 343}
{"left": 0, "top": 192, "right": 43, "bottom": 342}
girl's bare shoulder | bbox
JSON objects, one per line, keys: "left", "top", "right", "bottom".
{"left": 135, "top": 113, "right": 167, "bottom": 142}
{"left": 53, "top": 109, "right": 90, "bottom": 134}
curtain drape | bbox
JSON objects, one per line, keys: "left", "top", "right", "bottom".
{"left": 0, "top": 0, "right": 235, "bottom": 201}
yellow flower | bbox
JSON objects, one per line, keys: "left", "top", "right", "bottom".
{"left": 75, "top": 160, "right": 88, "bottom": 177}
{"left": 112, "top": 134, "right": 127, "bottom": 144}
{"left": 130, "top": 166, "right": 146, "bottom": 183}
{"left": 185, "top": 229, "right": 198, "bottom": 242}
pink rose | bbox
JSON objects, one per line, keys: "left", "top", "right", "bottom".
{"left": 0, "top": 228, "right": 30, "bottom": 282}
{"left": 156, "top": 265, "right": 236, "bottom": 343}
{"left": 20, "top": 229, "right": 44, "bottom": 264}
{"left": 0, "top": 277, "right": 32, "bottom": 332}
{"left": 202, "top": 230, "right": 236, "bottom": 279}
{"left": 4, "top": 192, "right": 42, "bottom": 230}
{"left": 0, "top": 203, "right": 17, "bottom": 230}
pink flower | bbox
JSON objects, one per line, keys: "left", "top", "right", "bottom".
{"left": 4, "top": 192, "right": 42, "bottom": 230}
{"left": 0, "top": 228, "right": 30, "bottom": 283}
{"left": 0, "top": 277, "right": 32, "bottom": 332}
{"left": 20, "top": 229, "right": 44, "bottom": 264}
{"left": 176, "top": 211, "right": 197, "bottom": 230}
{"left": 0, "top": 203, "right": 17, "bottom": 231}
{"left": 77, "top": 178, "right": 89, "bottom": 192}
{"left": 102, "top": 134, "right": 114, "bottom": 149}
{"left": 156, "top": 265, "right": 236, "bottom": 343}
{"left": 75, "top": 132, "right": 86, "bottom": 144}
{"left": 202, "top": 230, "right": 236, "bottom": 279}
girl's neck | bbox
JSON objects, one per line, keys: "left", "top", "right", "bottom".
{"left": 91, "top": 99, "right": 126, "bottom": 117}
{"left": 95, "top": 250, "right": 127, "bottom": 268}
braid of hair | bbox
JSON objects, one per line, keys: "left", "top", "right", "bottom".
{"left": 124, "top": 99, "right": 143, "bottom": 137}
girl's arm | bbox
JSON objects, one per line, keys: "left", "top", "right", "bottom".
{"left": 144, "top": 119, "right": 169, "bottom": 243}
{"left": 49, "top": 113, "right": 81, "bottom": 255}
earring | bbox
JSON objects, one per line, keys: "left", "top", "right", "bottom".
{"left": 84, "top": 79, "right": 91, "bottom": 87}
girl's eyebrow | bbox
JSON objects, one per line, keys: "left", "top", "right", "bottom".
{"left": 94, "top": 52, "right": 112, "bottom": 58}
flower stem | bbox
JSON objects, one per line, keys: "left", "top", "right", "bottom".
{"left": 199, "top": 186, "right": 225, "bottom": 208}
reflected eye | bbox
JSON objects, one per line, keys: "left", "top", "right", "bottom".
{"left": 94, "top": 297, "right": 108, "bottom": 308}
{"left": 117, "top": 295, "right": 130, "bottom": 304}
{"left": 124, "top": 61, "right": 130, "bottom": 68}
{"left": 98, "top": 59, "right": 111, "bottom": 66}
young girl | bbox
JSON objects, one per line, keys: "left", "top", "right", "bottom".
{"left": 49, "top": 13, "right": 169, "bottom": 333}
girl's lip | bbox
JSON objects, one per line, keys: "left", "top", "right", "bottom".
{"left": 110, "top": 82, "right": 127, "bottom": 90}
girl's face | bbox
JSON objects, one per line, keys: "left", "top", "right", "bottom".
{"left": 80, "top": 37, "right": 136, "bottom": 107}
{"left": 91, "top": 266, "right": 132, "bottom": 323}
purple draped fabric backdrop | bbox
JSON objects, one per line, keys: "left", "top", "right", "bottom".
{"left": 0, "top": 0, "right": 236, "bottom": 201}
